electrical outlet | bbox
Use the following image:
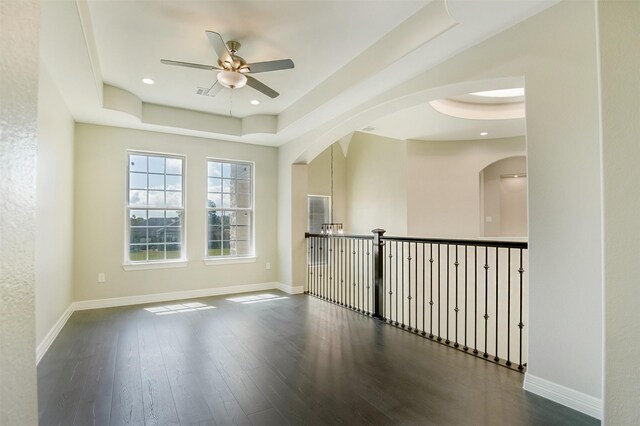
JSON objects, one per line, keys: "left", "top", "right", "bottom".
{"left": 265, "top": 262, "right": 271, "bottom": 270}
{"left": 98, "top": 273, "right": 106, "bottom": 283}
{"left": 485, "top": 216, "right": 493, "bottom": 223}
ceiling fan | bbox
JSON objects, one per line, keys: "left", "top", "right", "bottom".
{"left": 161, "top": 30, "right": 294, "bottom": 99}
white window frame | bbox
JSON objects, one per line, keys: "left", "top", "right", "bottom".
{"left": 307, "top": 195, "right": 331, "bottom": 266}
{"left": 123, "top": 150, "right": 187, "bottom": 270}
{"left": 307, "top": 194, "right": 331, "bottom": 233}
{"left": 204, "top": 158, "right": 255, "bottom": 264}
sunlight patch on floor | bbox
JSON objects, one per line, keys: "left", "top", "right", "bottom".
{"left": 144, "top": 302, "right": 215, "bottom": 315}
{"left": 226, "top": 293, "right": 289, "bottom": 304}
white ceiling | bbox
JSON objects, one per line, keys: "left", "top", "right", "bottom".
{"left": 40, "top": 0, "right": 558, "bottom": 148}
{"left": 87, "top": 0, "right": 428, "bottom": 118}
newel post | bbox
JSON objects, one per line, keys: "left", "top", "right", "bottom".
{"left": 372, "top": 228, "right": 386, "bottom": 319}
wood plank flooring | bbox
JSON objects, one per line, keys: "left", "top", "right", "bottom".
{"left": 37, "top": 291, "right": 599, "bottom": 426}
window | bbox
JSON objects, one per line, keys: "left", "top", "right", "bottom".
{"left": 308, "top": 195, "right": 331, "bottom": 265}
{"left": 308, "top": 195, "right": 330, "bottom": 233}
{"left": 206, "top": 160, "right": 253, "bottom": 258}
{"left": 127, "top": 152, "right": 185, "bottom": 263}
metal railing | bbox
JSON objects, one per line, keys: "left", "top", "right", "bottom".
{"left": 305, "top": 229, "right": 529, "bottom": 371}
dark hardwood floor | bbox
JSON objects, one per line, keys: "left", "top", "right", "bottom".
{"left": 37, "top": 291, "right": 599, "bottom": 426}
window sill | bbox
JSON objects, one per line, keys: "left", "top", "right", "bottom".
{"left": 203, "top": 256, "right": 256, "bottom": 266}
{"left": 122, "top": 260, "right": 188, "bottom": 271}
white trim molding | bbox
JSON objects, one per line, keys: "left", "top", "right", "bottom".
{"left": 36, "top": 304, "right": 74, "bottom": 365}
{"left": 203, "top": 256, "right": 256, "bottom": 266}
{"left": 523, "top": 373, "right": 602, "bottom": 420}
{"left": 122, "top": 260, "right": 188, "bottom": 271}
{"left": 276, "top": 283, "right": 304, "bottom": 295}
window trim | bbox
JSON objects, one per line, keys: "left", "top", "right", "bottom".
{"left": 307, "top": 194, "right": 332, "bottom": 233}
{"left": 204, "top": 157, "right": 256, "bottom": 262}
{"left": 123, "top": 150, "right": 187, "bottom": 267}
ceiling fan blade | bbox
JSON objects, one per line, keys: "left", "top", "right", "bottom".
{"left": 246, "top": 75, "right": 279, "bottom": 98}
{"left": 248, "top": 59, "right": 294, "bottom": 74}
{"left": 161, "top": 59, "right": 219, "bottom": 71}
{"left": 205, "top": 30, "right": 232, "bottom": 63}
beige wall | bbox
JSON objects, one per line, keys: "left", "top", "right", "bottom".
{"left": 600, "top": 0, "right": 640, "bottom": 424}
{"left": 307, "top": 143, "right": 347, "bottom": 227}
{"left": 290, "top": 164, "right": 309, "bottom": 289}
{"left": 407, "top": 137, "right": 526, "bottom": 238}
{"left": 346, "top": 132, "right": 407, "bottom": 236}
{"left": 0, "top": 1, "right": 40, "bottom": 423}
{"left": 482, "top": 156, "right": 527, "bottom": 237}
{"left": 35, "top": 64, "right": 75, "bottom": 347}
{"left": 73, "top": 124, "right": 278, "bottom": 301}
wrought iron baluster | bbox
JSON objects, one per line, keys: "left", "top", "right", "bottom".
{"left": 350, "top": 239, "right": 354, "bottom": 308}
{"left": 474, "top": 246, "right": 478, "bottom": 355}
{"left": 314, "top": 237, "right": 318, "bottom": 296}
{"left": 401, "top": 242, "right": 405, "bottom": 328}
{"left": 437, "top": 243, "right": 441, "bottom": 341}
{"left": 329, "top": 236, "right": 334, "bottom": 302}
{"left": 454, "top": 245, "right": 459, "bottom": 348}
{"left": 429, "top": 243, "right": 434, "bottom": 339}
{"left": 325, "top": 236, "right": 329, "bottom": 300}
{"left": 395, "top": 241, "right": 399, "bottom": 326}
{"left": 339, "top": 238, "right": 343, "bottom": 305}
{"left": 383, "top": 238, "right": 387, "bottom": 320}
{"left": 446, "top": 244, "right": 450, "bottom": 344}
{"left": 422, "top": 242, "right": 426, "bottom": 336}
{"left": 506, "top": 248, "right": 512, "bottom": 366}
{"left": 362, "top": 239, "right": 366, "bottom": 312}
{"left": 367, "top": 240, "right": 372, "bottom": 315}
{"left": 388, "top": 240, "right": 393, "bottom": 323}
{"left": 309, "top": 237, "right": 313, "bottom": 295}
{"left": 464, "top": 245, "right": 469, "bottom": 351}
{"left": 483, "top": 246, "right": 489, "bottom": 358}
{"left": 355, "top": 239, "right": 359, "bottom": 311}
{"left": 319, "top": 237, "right": 324, "bottom": 298}
{"left": 407, "top": 242, "right": 412, "bottom": 330}
{"left": 358, "top": 239, "right": 362, "bottom": 312}
{"left": 494, "top": 246, "right": 500, "bottom": 362}
{"left": 414, "top": 242, "right": 418, "bottom": 333}
{"left": 518, "top": 248, "right": 525, "bottom": 371}
{"left": 364, "top": 240, "right": 371, "bottom": 315}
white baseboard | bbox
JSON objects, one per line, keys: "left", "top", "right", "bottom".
{"left": 36, "top": 304, "right": 74, "bottom": 365}
{"left": 276, "top": 283, "right": 304, "bottom": 294}
{"left": 523, "top": 373, "right": 602, "bottom": 419}
{"left": 72, "top": 282, "right": 293, "bottom": 311}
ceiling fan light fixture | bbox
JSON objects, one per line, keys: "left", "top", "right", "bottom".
{"left": 217, "top": 70, "right": 247, "bottom": 89}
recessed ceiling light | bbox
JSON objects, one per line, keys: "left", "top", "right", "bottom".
{"left": 142, "top": 78, "right": 155, "bottom": 85}
{"left": 480, "top": 132, "right": 489, "bottom": 136}
{"left": 514, "top": 175, "right": 519, "bottom": 178}
{"left": 471, "top": 88, "right": 524, "bottom": 98}
{"left": 250, "top": 99, "right": 260, "bottom": 105}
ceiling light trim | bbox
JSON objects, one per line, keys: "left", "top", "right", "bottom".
{"left": 429, "top": 98, "right": 525, "bottom": 120}
{"left": 471, "top": 88, "right": 525, "bottom": 98}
